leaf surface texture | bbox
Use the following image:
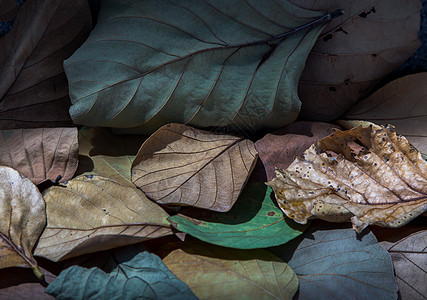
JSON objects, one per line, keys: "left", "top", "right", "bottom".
{"left": 132, "top": 123, "right": 258, "bottom": 212}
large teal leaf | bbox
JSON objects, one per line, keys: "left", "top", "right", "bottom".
{"left": 169, "top": 182, "right": 308, "bottom": 248}
{"left": 270, "top": 226, "right": 399, "bottom": 300}
{"left": 64, "top": 0, "right": 334, "bottom": 134}
{"left": 45, "top": 244, "right": 197, "bottom": 300}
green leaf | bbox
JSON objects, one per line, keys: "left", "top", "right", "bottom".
{"left": 46, "top": 244, "right": 197, "bottom": 300}
{"left": 169, "top": 182, "right": 308, "bottom": 248}
{"left": 76, "top": 127, "right": 146, "bottom": 185}
{"left": 270, "top": 226, "right": 399, "bottom": 299}
{"left": 163, "top": 241, "right": 298, "bottom": 300}
{"left": 65, "top": 0, "right": 331, "bottom": 134}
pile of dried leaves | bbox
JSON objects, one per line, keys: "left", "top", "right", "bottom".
{"left": 0, "top": 0, "right": 426, "bottom": 299}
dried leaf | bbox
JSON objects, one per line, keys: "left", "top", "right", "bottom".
{"left": 46, "top": 244, "right": 197, "bottom": 300}
{"left": 270, "top": 226, "right": 398, "bottom": 299}
{"left": 342, "top": 73, "right": 427, "bottom": 156}
{"left": 0, "top": 265, "right": 56, "bottom": 299}
{"left": 0, "top": 128, "right": 78, "bottom": 185}
{"left": 0, "top": 0, "right": 91, "bottom": 129}
{"left": 162, "top": 242, "right": 298, "bottom": 300}
{"left": 169, "top": 182, "right": 307, "bottom": 249}
{"left": 289, "top": 0, "right": 422, "bottom": 121}
{"left": 267, "top": 124, "right": 427, "bottom": 232}
{"left": 34, "top": 175, "right": 172, "bottom": 262}
{"left": 76, "top": 127, "right": 146, "bottom": 185}
{"left": 132, "top": 123, "right": 258, "bottom": 212}
{"left": 374, "top": 222, "right": 427, "bottom": 299}
{"left": 252, "top": 121, "right": 339, "bottom": 181}
{"left": 0, "top": 166, "right": 45, "bottom": 279}
{"left": 64, "top": 0, "right": 332, "bottom": 134}
{"left": 0, "top": 0, "right": 18, "bottom": 22}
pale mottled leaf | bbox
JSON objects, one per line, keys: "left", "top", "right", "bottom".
{"left": 163, "top": 242, "right": 298, "bottom": 300}
{"left": 65, "top": 0, "right": 332, "bottom": 134}
{"left": 0, "top": 167, "right": 45, "bottom": 279}
{"left": 0, "top": 128, "right": 78, "bottom": 185}
{"left": 35, "top": 175, "right": 172, "bottom": 262}
{"left": 132, "top": 123, "right": 258, "bottom": 212}
{"left": 267, "top": 124, "right": 427, "bottom": 232}
{"left": 270, "top": 227, "right": 398, "bottom": 300}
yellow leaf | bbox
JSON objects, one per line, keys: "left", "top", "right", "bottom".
{"left": 267, "top": 124, "right": 427, "bottom": 233}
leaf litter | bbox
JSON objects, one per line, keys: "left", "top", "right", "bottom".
{"left": 267, "top": 123, "right": 427, "bottom": 232}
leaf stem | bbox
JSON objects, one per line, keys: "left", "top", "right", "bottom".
{"left": 241, "top": 9, "right": 345, "bottom": 47}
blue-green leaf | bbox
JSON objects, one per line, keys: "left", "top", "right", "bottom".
{"left": 65, "top": 0, "right": 332, "bottom": 134}
{"left": 169, "top": 182, "right": 308, "bottom": 249}
{"left": 270, "top": 227, "right": 399, "bottom": 300}
{"left": 46, "top": 244, "right": 198, "bottom": 300}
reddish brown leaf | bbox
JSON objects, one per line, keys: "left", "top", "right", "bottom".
{"left": 289, "top": 0, "right": 421, "bottom": 121}
{"left": 0, "top": 128, "right": 78, "bottom": 184}
{"left": 252, "top": 121, "right": 339, "bottom": 182}
{"left": 0, "top": 0, "right": 91, "bottom": 128}
{"left": 0, "top": 265, "right": 56, "bottom": 299}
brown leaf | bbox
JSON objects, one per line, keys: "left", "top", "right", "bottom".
{"left": 0, "top": 0, "right": 91, "bottom": 129}
{"left": 289, "top": 0, "right": 421, "bottom": 121}
{"left": 0, "top": 264, "right": 56, "bottom": 299}
{"left": 373, "top": 222, "right": 427, "bottom": 299}
{"left": 0, "top": 166, "right": 45, "bottom": 278}
{"left": 267, "top": 124, "right": 427, "bottom": 233}
{"left": 342, "top": 73, "right": 427, "bottom": 155}
{"left": 34, "top": 175, "right": 172, "bottom": 262}
{"left": 0, "top": 0, "right": 18, "bottom": 21}
{"left": 0, "top": 128, "right": 78, "bottom": 185}
{"left": 132, "top": 123, "right": 258, "bottom": 212}
{"left": 252, "top": 121, "right": 339, "bottom": 182}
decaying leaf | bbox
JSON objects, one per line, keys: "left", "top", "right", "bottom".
{"left": 0, "top": 265, "right": 56, "bottom": 299}
{"left": 289, "top": 0, "right": 422, "bottom": 121}
{"left": 0, "top": 128, "right": 78, "bottom": 185}
{"left": 34, "top": 175, "right": 172, "bottom": 262}
{"left": 252, "top": 121, "right": 339, "bottom": 181}
{"left": 373, "top": 222, "right": 427, "bottom": 299}
{"left": 267, "top": 124, "right": 427, "bottom": 232}
{"left": 0, "top": 0, "right": 18, "bottom": 23}
{"left": 162, "top": 241, "right": 298, "bottom": 300}
{"left": 0, "top": 0, "right": 91, "bottom": 128}
{"left": 169, "top": 182, "right": 308, "bottom": 249}
{"left": 132, "top": 123, "right": 258, "bottom": 212}
{"left": 270, "top": 226, "right": 398, "bottom": 300}
{"left": 342, "top": 73, "right": 427, "bottom": 156}
{"left": 46, "top": 244, "right": 197, "bottom": 300}
{"left": 0, "top": 166, "right": 45, "bottom": 279}
{"left": 65, "top": 0, "right": 334, "bottom": 134}
{"left": 76, "top": 127, "right": 146, "bottom": 185}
